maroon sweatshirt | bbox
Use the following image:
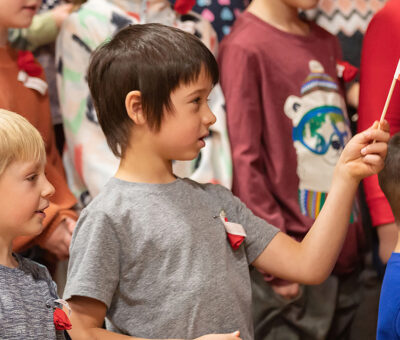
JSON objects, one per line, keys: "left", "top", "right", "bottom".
{"left": 219, "top": 12, "right": 364, "bottom": 276}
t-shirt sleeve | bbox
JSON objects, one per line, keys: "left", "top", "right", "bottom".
{"left": 213, "top": 185, "right": 280, "bottom": 264}
{"left": 63, "top": 208, "right": 120, "bottom": 309}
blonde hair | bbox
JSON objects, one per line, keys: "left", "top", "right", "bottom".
{"left": 0, "top": 109, "right": 46, "bottom": 176}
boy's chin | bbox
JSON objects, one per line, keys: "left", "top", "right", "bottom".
{"left": 24, "top": 222, "right": 45, "bottom": 237}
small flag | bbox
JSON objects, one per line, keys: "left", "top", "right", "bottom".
{"left": 219, "top": 210, "right": 246, "bottom": 250}
{"left": 395, "top": 59, "right": 400, "bottom": 81}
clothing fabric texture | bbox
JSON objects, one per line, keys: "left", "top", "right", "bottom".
{"left": 357, "top": 0, "right": 400, "bottom": 227}
{"left": 9, "top": 12, "right": 64, "bottom": 126}
{"left": 251, "top": 267, "right": 361, "bottom": 340}
{"left": 64, "top": 177, "right": 279, "bottom": 339}
{"left": 55, "top": 0, "right": 232, "bottom": 206}
{"left": 0, "top": 45, "right": 77, "bottom": 252}
{"left": 0, "top": 254, "right": 65, "bottom": 340}
{"left": 377, "top": 252, "right": 400, "bottom": 339}
{"left": 306, "top": 0, "right": 387, "bottom": 69}
{"left": 190, "top": 0, "right": 247, "bottom": 41}
{"left": 218, "top": 12, "right": 364, "bottom": 339}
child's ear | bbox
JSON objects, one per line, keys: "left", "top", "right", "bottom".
{"left": 125, "top": 90, "right": 146, "bottom": 125}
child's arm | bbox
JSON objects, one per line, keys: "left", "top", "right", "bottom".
{"left": 377, "top": 223, "right": 398, "bottom": 263}
{"left": 252, "top": 121, "right": 390, "bottom": 284}
{"left": 67, "top": 296, "right": 241, "bottom": 340}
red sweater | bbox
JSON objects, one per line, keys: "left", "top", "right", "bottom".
{"left": 219, "top": 12, "right": 364, "bottom": 276}
{"left": 358, "top": 0, "right": 400, "bottom": 227}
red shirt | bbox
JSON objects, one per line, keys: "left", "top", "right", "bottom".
{"left": 358, "top": 0, "right": 400, "bottom": 227}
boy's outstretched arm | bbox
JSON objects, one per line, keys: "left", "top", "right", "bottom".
{"left": 67, "top": 297, "right": 241, "bottom": 340}
{"left": 252, "top": 121, "right": 390, "bottom": 285}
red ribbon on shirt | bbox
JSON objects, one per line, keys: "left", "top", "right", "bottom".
{"left": 224, "top": 217, "right": 245, "bottom": 250}
{"left": 337, "top": 60, "right": 358, "bottom": 82}
{"left": 17, "top": 51, "right": 43, "bottom": 77}
{"left": 53, "top": 308, "right": 72, "bottom": 331}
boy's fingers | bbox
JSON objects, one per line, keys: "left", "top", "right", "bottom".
{"left": 361, "top": 128, "right": 390, "bottom": 144}
{"left": 362, "top": 154, "right": 384, "bottom": 166}
{"left": 361, "top": 141, "right": 388, "bottom": 156}
{"left": 378, "top": 119, "right": 390, "bottom": 132}
{"left": 232, "top": 331, "right": 240, "bottom": 337}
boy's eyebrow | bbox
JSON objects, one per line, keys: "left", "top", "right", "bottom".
{"left": 185, "top": 87, "right": 212, "bottom": 98}
{"left": 23, "top": 162, "right": 42, "bottom": 173}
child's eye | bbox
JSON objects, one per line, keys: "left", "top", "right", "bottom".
{"left": 192, "top": 97, "right": 201, "bottom": 105}
{"left": 26, "top": 174, "right": 38, "bottom": 182}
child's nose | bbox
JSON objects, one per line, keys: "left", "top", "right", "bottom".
{"left": 42, "top": 176, "right": 55, "bottom": 198}
{"left": 204, "top": 106, "right": 216, "bottom": 126}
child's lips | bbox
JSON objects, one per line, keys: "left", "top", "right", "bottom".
{"left": 22, "top": 5, "right": 37, "bottom": 12}
{"left": 35, "top": 210, "right": 46, "bottom": 219}
{"left": 35, "top": 204, "right": 49, "bottom": 218}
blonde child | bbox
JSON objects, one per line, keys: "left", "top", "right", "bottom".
{"left": 0, "top": 0, "right": 77, "bottom": 262}
{"left": 0, "top": 109, "right": 71, "bottom": 339}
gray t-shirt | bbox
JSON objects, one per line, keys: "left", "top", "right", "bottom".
{"left": 0, "top": 254, "right": 66, "bottom": 340}
{"left": 64, "top": 178, "right": 279, "bottom": 339}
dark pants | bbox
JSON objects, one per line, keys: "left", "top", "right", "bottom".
{"left": 251, "top": 268, "right": 362, "bottom": 340}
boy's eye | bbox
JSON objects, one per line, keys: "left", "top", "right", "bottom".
{"left": 192, "top": 97, "right": 201, "bottom": 105}
{"left": 26, "top": 174, "right": 38, "bottom": 182}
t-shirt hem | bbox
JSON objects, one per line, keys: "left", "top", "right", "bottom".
{"left": 63, "top": 284, "right": 112, "bottom": 309}
{"left": 247, "top": 228, "right": 280, "bottom": 264}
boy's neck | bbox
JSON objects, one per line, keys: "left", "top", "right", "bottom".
{"left": 394, "top": 227, "right": 400, "bottom": 254}
{"left": 116, "top": 146, "right": 176, "bottom": 184}
{"left": 247, "top": 0, "right": 310, "bottom": 36}
{"left": 0, "top": 237, "right": 18, "bottom": 268}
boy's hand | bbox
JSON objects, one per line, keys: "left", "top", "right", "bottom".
{"left": 196, "top": 331, "right": 241, "bottom": 340}
{"left": 335, "top": 120, "right": 389, "bottom": 183}
{"left": 42, "top": 217, "right": 76, "bottom": 260}
{"left": 271, "top": 282, "right": 300, "bottom": 300}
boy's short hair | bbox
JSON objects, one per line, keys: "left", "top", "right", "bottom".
{"left": 87, "top": 23, "right": 219, "bottom": 158}
{"left": 0, "top": 109, "right": 46, "bottom": 176}
{"left": 378, "top": 132, "right": 400, "bottom": 221}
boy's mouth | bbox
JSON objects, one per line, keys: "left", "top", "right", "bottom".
{"left": 22, "top": 5, "right": 37, "bottom": 12}
{"left": 199, "top": 132, "right": 209, "bottom": 141}
{"left": 35, "top": 204, "right": 49, "bottom": 218}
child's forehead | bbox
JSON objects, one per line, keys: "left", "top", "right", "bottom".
{"left": 176, "top": 69, "right": 214, "bottom": 93}
{"left": 10, "top": 158, "right": 45, "bottom": 172}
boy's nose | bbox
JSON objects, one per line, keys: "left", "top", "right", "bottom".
{"left": 204, "top": 106, "right": 217, "bottom": 126}
{"left": 42, "top": 176, "right": 55, "bottom": 198}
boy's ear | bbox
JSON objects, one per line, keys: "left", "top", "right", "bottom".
{"left": 125, "top": 90, "right": 146, "bottom": 125}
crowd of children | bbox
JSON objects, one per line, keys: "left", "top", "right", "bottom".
{"left": 0, "top": 0, "right": 398, "bottom": 339}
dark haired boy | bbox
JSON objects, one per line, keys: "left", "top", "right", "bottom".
{"left": 376, "top": 132, "right": 400, "bottom": 339}
{"left": 63, "top": 23, "right": 389, "bottom": 340}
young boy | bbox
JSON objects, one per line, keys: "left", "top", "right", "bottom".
{"left": 0, "top": 0, "right": 77, "bottom": 263}
{"left": 376, "top": 133, "right": 400, "bottom": 339}
{"left": 64, "top": 23, "right": 389, "bottom": 340}
{"left": 0, "top": 109, "right": 70, "bottom": 339}
{"left": 218, "top": 0, "right": 367, "bottom": 338}
{"left": 55, "top": 0, "right": 231, "bottom": 206}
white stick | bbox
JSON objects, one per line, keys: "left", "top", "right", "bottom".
{"left": 379, "top": 58, "right": 400, "bottom": 124}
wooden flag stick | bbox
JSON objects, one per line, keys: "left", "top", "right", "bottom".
{"left": 379, "top": 58, "right": 400, "bottom": 125}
